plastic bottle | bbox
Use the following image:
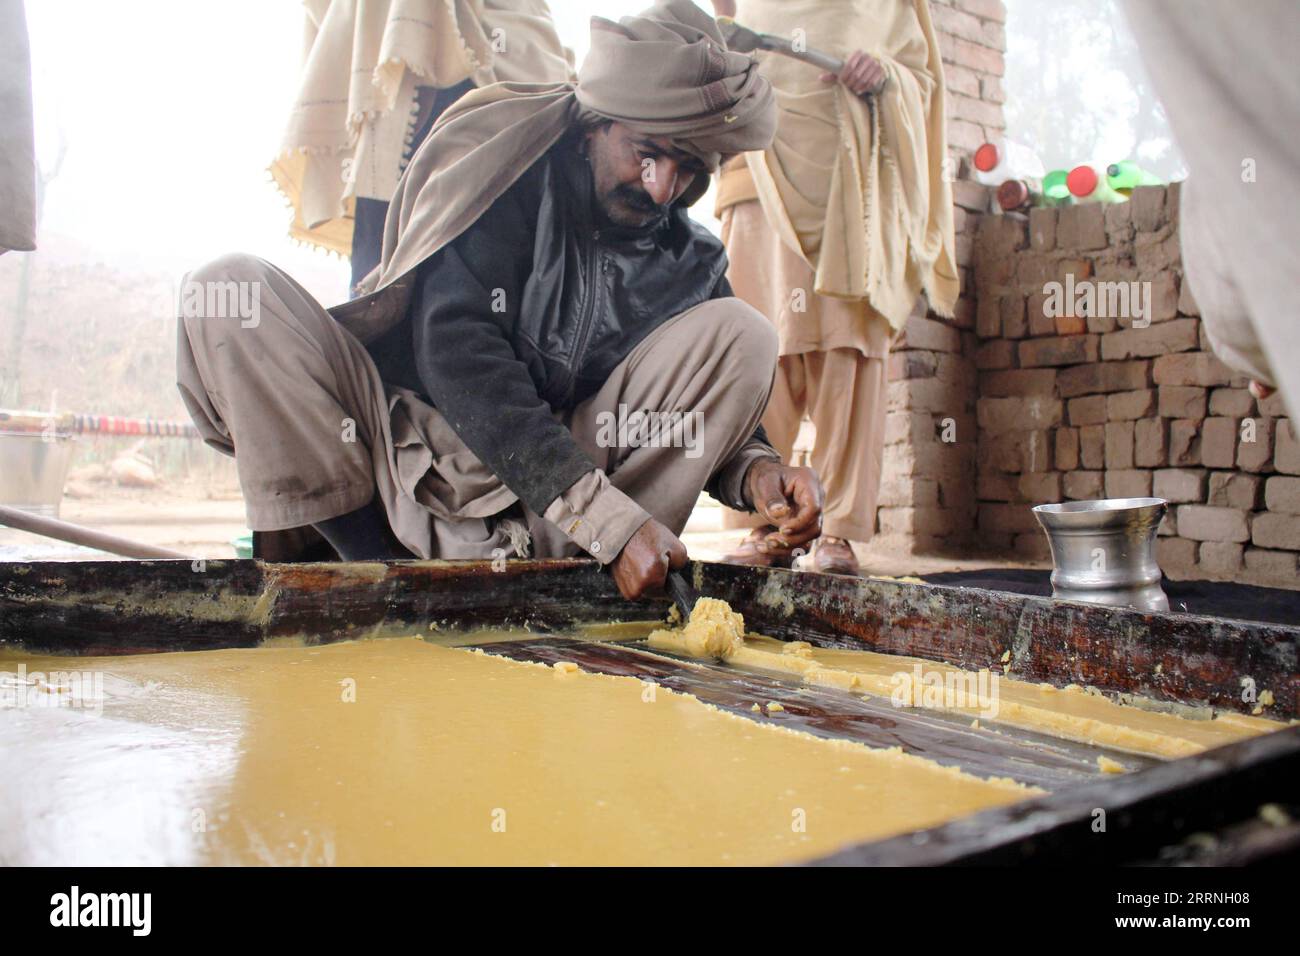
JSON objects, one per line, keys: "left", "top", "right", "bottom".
{"left": 1042, "top": 169, "right": 1073, "bottom": 205}
{"left": 1066, "top": 164, "right": 1128, "bottom": 203}
{"left": 1106, "top": 160, "right": 1164, "bottom": 195}
{"left": 972, "top": 138, "right": 1046, "bottom": 186}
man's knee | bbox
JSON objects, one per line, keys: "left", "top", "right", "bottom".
{"left": 696, "top": 296, "right": 779, "bottom": 384}
{"left": 178, "top": 253, "right": 272, "bottom": 336}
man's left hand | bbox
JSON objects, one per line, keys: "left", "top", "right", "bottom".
{"left": 820, "top": 50, "right": 887, "bottom": 98}
{"left": 745, "top": 458, "right": 824, "bottom": 556}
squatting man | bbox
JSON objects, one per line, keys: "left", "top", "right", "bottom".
{"left": 176, "top": 2, "right": 824, "bottom": 601}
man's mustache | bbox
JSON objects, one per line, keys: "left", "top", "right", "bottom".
{"left": 612, "top": 184, "right": 667, "bottom": 217}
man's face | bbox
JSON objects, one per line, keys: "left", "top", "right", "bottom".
{"left": 584, "top": 122, "right": 707, "bottom": 227}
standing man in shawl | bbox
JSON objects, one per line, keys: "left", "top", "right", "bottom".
{"left": 712, "top": 0, "right": 958, "bottom": 575}
{"left": 270, "top": 0, "right": 573, "bottom": 294}
{"left": 177, "top": 1, "right": 823, "bottom": 601}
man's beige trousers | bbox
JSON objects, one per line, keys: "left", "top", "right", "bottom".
{"left": 720, "top": 201, "right": 891, "bottom": 544}
{"left": 175, "top": 253, "right": 776, "bottom": 559}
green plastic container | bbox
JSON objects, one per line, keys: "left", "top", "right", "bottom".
{"left": 233, "top": 532, "right": 253, "bottom": 559}
{"left": 1106, "top": 160, "right": 1164, "bottom": 193}
{"left": 1042, "top": 169, "right": 1073, "bottom": 204}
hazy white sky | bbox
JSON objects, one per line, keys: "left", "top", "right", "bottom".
{"left": 24, "top": 0, "right": 672, "bottom": 305}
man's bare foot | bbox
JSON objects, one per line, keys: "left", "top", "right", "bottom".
{"left": 809, "top": 535, "right": 860, "bottom": 576}
{"left": 720, "top": 526, "right": 794, "bottom": 569}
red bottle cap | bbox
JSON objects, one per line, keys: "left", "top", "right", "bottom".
{"left": 1067, "top": 164, "right": 1098, "bottom": 197}
{"left": 997, "top": 179, "right": 1031, "bottom": 211}
{"left": 973, "top": 143, "right": 999, "bottom": 172}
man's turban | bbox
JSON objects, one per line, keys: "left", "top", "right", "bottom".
{"left": 576, "top": 0, "right": 776, "bottom": 170}
{"left": 332, "top": 0, "right": 776, "bottom": 341}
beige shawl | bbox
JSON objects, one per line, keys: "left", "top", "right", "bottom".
{"left": 0, "top": 0, "right": 36, "bottom": 255}
{"left": 269, "top": 0, "right": 572, "bottom": 256}
{"left": 717, "top": 0, "right": 958, "bottom": 329}
{"left": 328, "top": 0, "right": 776, "bottom": 343}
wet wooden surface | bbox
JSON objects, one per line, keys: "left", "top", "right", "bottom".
{"left": 2, "top": 558, "right": 1296, "bottom": 719}
{"left": 807, "top": 724, "right": 1300, "bottom": 866}
{"left": 467, "top": 635, "right": 1156, "bottom": 791}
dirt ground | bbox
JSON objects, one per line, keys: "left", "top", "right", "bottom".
{"left": 0, "top": 479, "right": 1046, "bottom": 579}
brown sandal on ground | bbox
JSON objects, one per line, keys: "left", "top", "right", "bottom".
{"left": 720, "top": 526, "right": 795, "bottom": 569}
{"left": 810, "top": 535, "right": 860, "bottom": 576}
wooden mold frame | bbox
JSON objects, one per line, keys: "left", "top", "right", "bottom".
{"left": 2, "top": 558, "right": 1298, "bottom": 864}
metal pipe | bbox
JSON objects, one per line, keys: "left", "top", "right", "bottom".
{"left": 0, "top": 504, "right": 191, "bottom": 559}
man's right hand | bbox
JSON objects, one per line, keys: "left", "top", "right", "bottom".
{"left": 612, "top": 517, "right": 688, "bottom": 601}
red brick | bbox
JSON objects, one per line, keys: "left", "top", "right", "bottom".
{"left": 942, "top": 36, "right": 1005, "bottom": 75}
{"left": 1265, "top": 476, "right": 1300, "bottom": 514}
{"left": 1054, "top": 427, "right": 1079, "bottom": 471}
{"left": 1154, "top": 352, "right": 1235, "bottom": 388}
{"left": 1129, "top": 186, "right": 1166, "bottom": 232}
{"left": 1157, "top": 537, "right": 1198, "bottom": 575}
{"left": 1252, "top": 513, "right": 1300, "bottom": 550}
{"left": 1079, "top": 425, "right": 1105, "bottom": 469}
{"left": 952, "top": 178, "right": 991, "bottom": 212}
{"left": 1276, "top": 419, "right": 1300, "bottom": 475}
{"left": 1148, "top": 273, "right": 1180, "bottom": 323}
{"left": 974, "top": 339, "right": 1016, "bottom": 370}
{"left": 1058, "top": 360, "right": 1151, "bottom": 398}
{"left": 1001, "top": 294, "right": 1027, "bottom": 338}
{"left": 1244, "top": 548, "right": 1298, "bottom": 582}
{"left": 979, "top": 368, "right": 1057, "bottom": 397}
{"left": 977, "top": 397, "right": 1063, "bottom": 434}
{"left": 898, "top": 316, "right": 963, "bottom": 353}
{"left": 1055, "top": 203, "right": 1108, "bottom": 250}
{"left": 1106, "top": 389, "right": 1156, "bottom": 421}
{"left": 1134, "top": 418, "right": 1168, "bottom": 467}
{"left": 948, "top": 92, "right": 1005, "bottom": 127}
{"left": 1153, "top": 468, "right": 1207, "bottom": 503}
{"left": 1105, "top": 421, "right": 1135, "bottom": 469}
{"left": 1208, "top": 388, "right": 1255, "bottom": 418}
{"left": 1176, "top": 505, "right": 1250, "bottom": 543}
{"left": 976, "top": 294, "right": 1001, "bottom": 338}
{"left": 1101, "top": 318, "right": 1200, "bottom": 361}
{"left": 1198, "top": 541, "right": 1244, "bottom": 575}
{"left": 1106, "top": 470, "right": 1152, "bottom": 498}
{"left": 1063, "top": 470, "right": 1104, "bottom": 500}
{"left": 1208, "top": 472, "right": 1263, "bottom": 510}
{"left": 1201, "top": 417, "right": 1238, "bottom": 468}
{"left": 1169, "top": 419, "right": 1201, "bottom": 466}
{"left": 1018, "top": 335, "right": 1099, "bottom": 368}
{"left": 1158, "top": 386, "right": 1207, "bottom": 420}
{"left": 1236, "top": 417, "right": 1275, "bottom": 473}
{"left": 1068, "top": 395, "right": 1108, "bottom": 426}
{"left": 1017, "top": 471, "right": 1062, "bottom": 504}
{"left": 981, "top": 75, "right": 1005, "bottom": 103}
{"left": 943, "top": 62, "right": 982, "bottom": 98}
{"left": 956, "top": 0, "right": 1007, "bottom": 23}
{"left": 1135, "top": 227, "right": 1182, "bottom": 276}
{"left": 976, "top": 471, "right": 1017, "bottom": 502}
{"left": 1028, "top": 207, "right": 1056, "bottom": 251}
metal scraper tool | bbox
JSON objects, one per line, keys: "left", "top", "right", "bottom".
{"left": 665, "top": 569, "right": 700, "bottom": 622}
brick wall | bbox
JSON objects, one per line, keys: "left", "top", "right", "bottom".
{"left": 968, "top": 186, "right": 1300, "bottom": 588}
{"left": 874, "top": 0, "right": 1298, "bottom": 589}
{"left": 875, "top": 0, "right": 1005, "bottom": 551}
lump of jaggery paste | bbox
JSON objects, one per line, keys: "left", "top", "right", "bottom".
{"left": 648, "top": 597, "right": 746, "bottom": 660}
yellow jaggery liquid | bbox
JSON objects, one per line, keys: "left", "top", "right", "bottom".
{"left": 0, "top": 638, "right": 1036, "bottom": 866}
{"left": 646, "top": 601, "right": 1285, "bottom": 761}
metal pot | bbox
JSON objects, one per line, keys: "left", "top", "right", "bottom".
{"left": 1032, "top": 497, "right": 1169, "bottom": 611}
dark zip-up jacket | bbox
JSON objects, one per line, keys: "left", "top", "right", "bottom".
{"left": 368, "top": 129, "right": 769, "bottom": 519}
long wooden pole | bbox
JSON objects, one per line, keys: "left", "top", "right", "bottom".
{"left": 0, "top": 504, "right": 190, "bottom": 559}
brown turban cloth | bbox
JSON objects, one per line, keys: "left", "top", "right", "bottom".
{"left": 576, "top": 1, "right": 776, "bottom": 171}
{"left": 330, "top": 0, "right": 776, "bottom": 345}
